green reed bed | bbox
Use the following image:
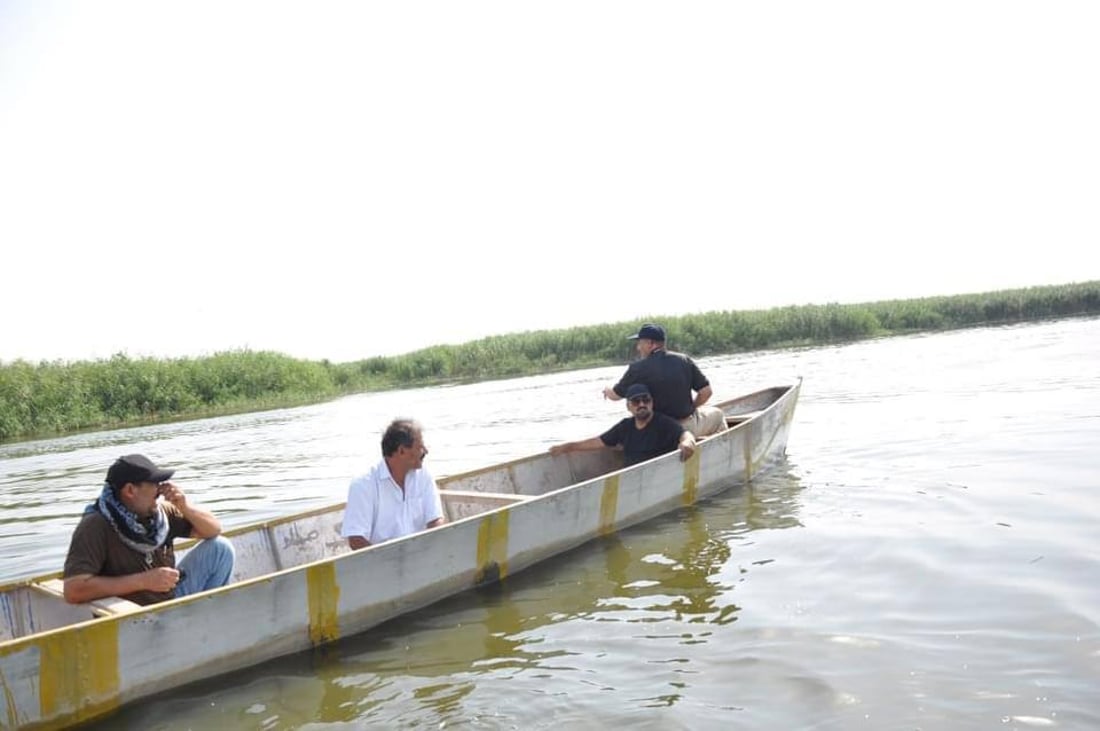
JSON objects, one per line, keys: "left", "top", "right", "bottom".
{"left": 0, "top": 351, "right": 341, "bottom": 443}
{"left": 2, "top": 281, "right": 1097, "bottom": 443}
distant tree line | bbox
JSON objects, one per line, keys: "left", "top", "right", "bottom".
{"left": 2, "top": 281, "right": 1097, "bottom": 443}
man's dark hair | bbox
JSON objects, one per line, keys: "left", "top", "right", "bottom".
{"left": 381, "top": 419, "right": 421, "bottom": 457}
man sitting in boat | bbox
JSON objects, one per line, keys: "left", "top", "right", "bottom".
{"left": 62, "top": 454, "right": 236, "bottom": 606}
{"left": 341, "top": 418, "right": 446, "bottom": 549}
{"left": 602, "top": 322, "right": 726, "bottom": 438}
{"left": 550, "top": 383, "right": 696, "bottom": 466}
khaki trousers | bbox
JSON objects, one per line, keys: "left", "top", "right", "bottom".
{"left": 680, "top": 406, "right": 727, "bottom": 437}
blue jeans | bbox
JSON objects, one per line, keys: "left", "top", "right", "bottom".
{"left": 175, "top": 536, "right": 235, "bottom": 597}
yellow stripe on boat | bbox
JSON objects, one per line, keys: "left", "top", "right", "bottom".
{"left": 743, "top": 425, "right": 754, "bottom": 482}
{"left": 39, "top": 621, "right": 120, "bottom": 725}
{"left": 598, "top": 475, "right": 620, "bottom": 536}
{"left": 476, "top": 512, "right": 509, "bottom": 584}
{"left": 307, "top": 563, "right": 340, "bottom": 646}
{"left": 682, "top": 450, "right": 700, "bottom": 506}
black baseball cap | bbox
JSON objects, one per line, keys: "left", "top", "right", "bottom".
{"left": 627, "top": 323, "right": 666, "bottom": 342}
{"left": 626, "top": 384, "right": 652, "bottom": 400}
{"left": 106, "top": 454, "right": 175, "bottom": 488}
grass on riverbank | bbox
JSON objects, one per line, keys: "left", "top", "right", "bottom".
{"left": 2, "top": 280, "right": 1097, "bottom": 443}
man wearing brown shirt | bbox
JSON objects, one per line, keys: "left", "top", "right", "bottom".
{"left": 63, "top": 454, "right": 235, "bottom": 606}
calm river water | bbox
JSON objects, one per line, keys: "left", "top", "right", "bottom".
{"left": 2, "top": 317, "right": 1098, "bottom": 730}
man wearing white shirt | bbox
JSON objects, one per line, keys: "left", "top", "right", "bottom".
{"left": 341, "top": 419, "right": 446, "bottom": 549}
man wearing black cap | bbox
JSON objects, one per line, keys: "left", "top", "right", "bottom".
{"left": 602, "top": 323, "right": 726, "bottom": 437}
{"left": 62, "top": 454, "right": 235, "bottom": 606}
{"left": 550, "top": 383, "right": 696, "bottom": 467}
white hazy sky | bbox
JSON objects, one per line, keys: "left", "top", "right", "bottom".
{"left": 2, "top": 1, "right": 1098, "bottom": 364}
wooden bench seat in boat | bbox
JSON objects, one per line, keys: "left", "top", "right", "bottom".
{"left": 439, "top": 489, "right": 531, "bottom": 505}
{"left": 33, "top": 578, "right": 144, "bottom": 617}
{"left": 440, "top": 489, "right": 532, "bottom": 521}
{"left": 725, "top": 410, "right": 763, "bottom": 426}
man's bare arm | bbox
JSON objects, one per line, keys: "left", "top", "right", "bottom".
{"left": 63, "top": 568, "right": 179, "bottom": 604}
{"left": 182, "top": 505, "right": 222, "bottom": 539}
{"left": 678, "top": 431, "right": 697, "bottom": 461}
{"left": 159, "top": 482, "right": 222, "bottom": 539}
{"left": 550, "top": 437, "right": 606, "bottom": 455}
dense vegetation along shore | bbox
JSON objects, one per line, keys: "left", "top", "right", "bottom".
{"left": 2, "top": 281, "right": 1098, "bottom": 443}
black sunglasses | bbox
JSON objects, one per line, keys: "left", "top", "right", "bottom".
{"left": 629, "top": 396, "right": 652, "bottom": 404}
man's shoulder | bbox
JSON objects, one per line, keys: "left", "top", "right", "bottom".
{"left": 350, "top": 460, "right": 388, "bottom": 486}
{"left": 664, "top": 349, "right": 695, "bottom": 363}
{"left": 65, "top": 512, "right": 111, "bottom": 569}
{"left": 644, "top": 349, "right": 693, "bottom": 367}
{"left": 605, "top": 416, "right": 633, "bottom": 435}
{"left": 72, "top": 510, "right": 109, "bottom": 533}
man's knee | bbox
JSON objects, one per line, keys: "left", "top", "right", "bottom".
{"left": 692, "top": 407, "right": 726, "bottom": 437}
{"left": 208, "top": 536, "right": 235, "bottom": 578}
{"left": 188, "top": 535, "right": 236, "bottom": 586}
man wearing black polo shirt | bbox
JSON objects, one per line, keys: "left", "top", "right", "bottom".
{"left": 550, "top": 383, "right": 695, "bottom": 467}
{"left": 602, "top": 323, "right": 726, "bottom": 437}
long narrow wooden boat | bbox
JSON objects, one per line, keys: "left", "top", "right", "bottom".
{"left": 0, "top": 381, "right": 799, "bottom": 729}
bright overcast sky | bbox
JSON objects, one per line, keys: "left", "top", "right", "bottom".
{"left": 2, "top": 1, "right": 1098, "bottom": 364}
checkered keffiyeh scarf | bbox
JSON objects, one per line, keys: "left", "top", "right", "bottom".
{"left": 85, "top": 482, "right": 169, "bottom": 558}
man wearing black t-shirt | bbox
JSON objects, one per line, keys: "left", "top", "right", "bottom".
{"left": 602, "top": 323, "right": 726, "bottom": 437}
{"left": 550, "top": 383, "right": 696, "bottom": 467}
